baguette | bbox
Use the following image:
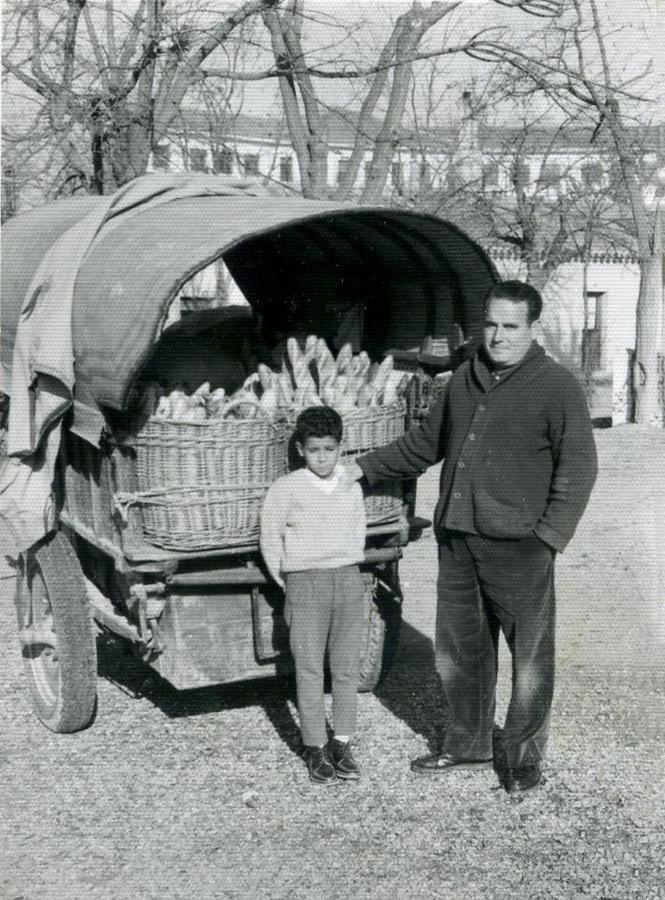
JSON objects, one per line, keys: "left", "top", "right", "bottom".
{"left": 243, "top": 373, "right": 261, "bottom": 396}
{"left": 304, "top": 335, "right": 318, "bottom": 362}
{"left": 315, "top": 338, "right": 335, "bottom": 371}
{"left": 193, "top": 381, "right": 211, "bottom": 398}
{"left": 302, "top": 386, "right": 324, "bottom": 408}
{"left": 346, "top": 374, "right": 364, "bottom": 405}
{"left": 169, "top": 391, "right": 189, "bottom": 421}
{"left": 321, "top": 383, "right": 337, "bottom": 406}
{"left": 292, "top": 359, "right": 316, "bottom": 392}
{"left": 259, "top": 386, "right": 278, "bottom": 418}
{"left": 372, "top": 355, "right": 394, "bottom": 401}
{"left": 356, "top": 352, "right": 371, "bottom": 382}
{"left": 316, "top": 357, "right": 337, "bottom": 391}
{"left": 207, "top": 387, "right": 227, "bottom": 418}
{"left": 257, "top": 364, "right": 274, "bottom": 393}
{"left": 277, "top": 372, "right": 293, "bottom": 407}
{"left": 179, "top": 405, "right": 207, "bottom": 423}
{"left": 286, "top": 336, "right": 301, "bottom": 370}
{"left": 336, "top": 343, "right": 353, "bottom": 375}
{"left": 153, "top": 395, "right": 172, "bottom": 419}
{"left": 356, "top": 383, "right": 376, "bottom": 408}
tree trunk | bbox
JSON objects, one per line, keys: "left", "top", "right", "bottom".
{"left": 633, "top": 253, "right": 663, "bottom": 426}
{"left": 525, "top": 256, "right": 547, "bottom": 293}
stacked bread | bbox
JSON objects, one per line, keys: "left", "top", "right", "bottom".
{"left": 148, "top": 335, "right": 409, "bottom": 423}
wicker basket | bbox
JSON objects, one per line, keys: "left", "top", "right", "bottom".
{"left": 339, "top": 401, "right": 406, "bottom": 524}
{"left": 126, "top": 414, "right": 289, "bottom": 550}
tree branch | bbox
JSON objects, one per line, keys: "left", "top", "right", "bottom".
{"left": 83, "top": 4, "right": 110, "bottom": 93}
{"left": 493, "top": 0, "right": 561, "bottom": 17}
{"left": 106, "top": 0, "right": 118, "bottom": 69}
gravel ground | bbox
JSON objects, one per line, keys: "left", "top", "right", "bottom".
{"left": 1, "top": 424, "right": 664, "bottom": 900}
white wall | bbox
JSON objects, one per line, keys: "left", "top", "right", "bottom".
{"left": 495, "top": 256, "right": 641, "bottom": 423}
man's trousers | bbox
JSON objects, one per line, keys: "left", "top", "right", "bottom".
{"left": 284, "top": 566, "right": 365, "bottom": 747}
{"left": 436, "top": 529, "right": 556, "bottom": 768}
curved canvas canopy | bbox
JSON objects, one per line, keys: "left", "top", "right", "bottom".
{"left": 1, "top": 193, "right": 496, "bottom": 412}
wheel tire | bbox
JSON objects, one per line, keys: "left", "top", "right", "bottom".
{"left": 357, "top": 564, "right": 403, "bottom": 693}
{"left": 15, "top": 531, "right": 98, "bottom": 733}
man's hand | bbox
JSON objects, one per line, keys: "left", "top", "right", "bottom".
{"left": 344, "top": 460, "right": 365, "bottom": 483}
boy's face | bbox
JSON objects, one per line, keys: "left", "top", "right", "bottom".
{"left": 296, "top": 435, "right": 341, "bottom": 480}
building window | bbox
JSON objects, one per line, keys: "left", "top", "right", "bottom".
{"left": 419, "top": 160, "right": 431, "bottom": 191}
{"left": 539, "top": 163, "right": 561, "bottom": 188}
{"left": 482, "top": 163, "right": 499, "bottom": 189}
{"left": 584, "top": 291, "right": 601, "bottom": 330}
{"left": 242, "top": 154, "right": 260, "bottom": 176}
{"left": 212, "top": 147, "right": 233, "bottom": 175}
{"left": 188, "top": 148, "right": 208, "bottom": 173}
{"left": 337, "top": 157, "right": 351, "bottom": 184}
{"left": 391, "top": 160, "right": 403, "bottom": 194}
{"left": 153, "top": 143, "right": 170, "bottom": 170}
{"left": 279, "top": 155, "right": 293, "bottom": 183}
{"left": 582, "top": 291, "right": 604, "bottom": 371}
{"left": 581, "top": 161, "right": 603, "bottom": 187}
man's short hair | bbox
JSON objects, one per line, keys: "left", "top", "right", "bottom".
{"left": 294, "top": 406, "right": 343, "bottom": 445}
{"left": 485, "top": 280, "right": 543, "bottom": 324}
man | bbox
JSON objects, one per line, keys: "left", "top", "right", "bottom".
{"left": 348, "top": 280, "right": 597, "bottom": 797}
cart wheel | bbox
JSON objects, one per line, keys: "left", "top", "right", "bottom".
{"left": 15, "top": 532, "right": 98, "bottom": 733}
{"left": 357, "top": 563, "right": 403, "bottom": 693}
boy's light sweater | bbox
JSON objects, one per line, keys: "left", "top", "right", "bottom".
{"left": 260, "top": 464, "right": 366, "bottom": 588}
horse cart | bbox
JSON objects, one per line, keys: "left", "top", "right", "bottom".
{"left": 0, "top": 180, "right": 496, "bottom": 733}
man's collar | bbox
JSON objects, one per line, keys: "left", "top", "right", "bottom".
{"left": 473, "top": 341, "right": 545, "bottom": 391}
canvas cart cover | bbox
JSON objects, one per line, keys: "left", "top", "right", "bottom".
{"left": 0, "top": 174, "right": 496, "bottom": 551}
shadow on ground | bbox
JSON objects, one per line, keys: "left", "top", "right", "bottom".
{"left": 374, "top": 620, "right": 445, "bottom": 752}
{"left": 97, "top": 618, "right": 446, "bottom": 757}
{"left": 97, "top": 634, "right": 302, "bottom": 753}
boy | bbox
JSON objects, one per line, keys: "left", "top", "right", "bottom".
{"left": 260, "top": 406, "right": 367, "bottom": 786}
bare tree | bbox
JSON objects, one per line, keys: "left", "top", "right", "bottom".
{"left": 438, "top": 96, "right": 633, "bottom": 292}
{"left": 2, "top": 0, "right": 281, "bottom": 194}
{"left": 566, "top": 0, "right": 663, "bottom": 426}
{"left": 495, "top": 0, "right": 664, "bottom": 425}
{"left": 2, "top": 0, "right": 562, "bottom": 202}
{"left": 252, "top": 0, "right": 563, "bottom": 202}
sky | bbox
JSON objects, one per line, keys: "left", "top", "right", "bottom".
{"left": 227, "top": 0, "right": 665, "bottom": 125}
{"left": 2, "top": 0, "right": 664, "bottom": 132}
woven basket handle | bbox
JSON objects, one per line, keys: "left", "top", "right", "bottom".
{"left": 218, "top": 396, "right": 272, "bottom": 421}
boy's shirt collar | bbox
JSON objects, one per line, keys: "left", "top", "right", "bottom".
{"left": 303, "top": 463, "right": 346, "bottom": 495}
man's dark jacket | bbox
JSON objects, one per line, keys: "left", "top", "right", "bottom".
{"left": 358, "top": 342, "right": 598, "bottom": 552}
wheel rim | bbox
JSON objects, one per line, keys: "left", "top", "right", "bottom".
{"left": 18, "top": 565, "right": 61, "bottom": 710}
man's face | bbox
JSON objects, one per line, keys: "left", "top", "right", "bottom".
{"left": 296, "top": 435, "right": 341, "bottom": 480}
{"left": 483, "top": 298, "right": 534, "bottom": 369}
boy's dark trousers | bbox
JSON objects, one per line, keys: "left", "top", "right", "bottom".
{"left": 284, "top": 566, "right": 366, "bottom": 748}
{"left": 435, "top": 529, "right": 556, "bottom": 768}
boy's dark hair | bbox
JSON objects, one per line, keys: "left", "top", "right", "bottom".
{"left": 294, "top": 406, "right": 343, "bottom": 444}
{"left": 485, "top": 280, "right": 543, "bottom": 324}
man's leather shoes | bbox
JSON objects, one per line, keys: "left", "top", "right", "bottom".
{"left": 410, "top": 752, "right": 493, "bottom": 774}
{"left": 504, "top": 764, "right": 543, "bottom": 797}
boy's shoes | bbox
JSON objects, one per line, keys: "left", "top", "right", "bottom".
{"left": 503, "top": 764, "right": 544, "bottom": 798}
{"left": 302, "top": 746, "right": 338, "bottom": 786}
{"left": 331, "top": 739, "right": 361, "bottom": 781}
